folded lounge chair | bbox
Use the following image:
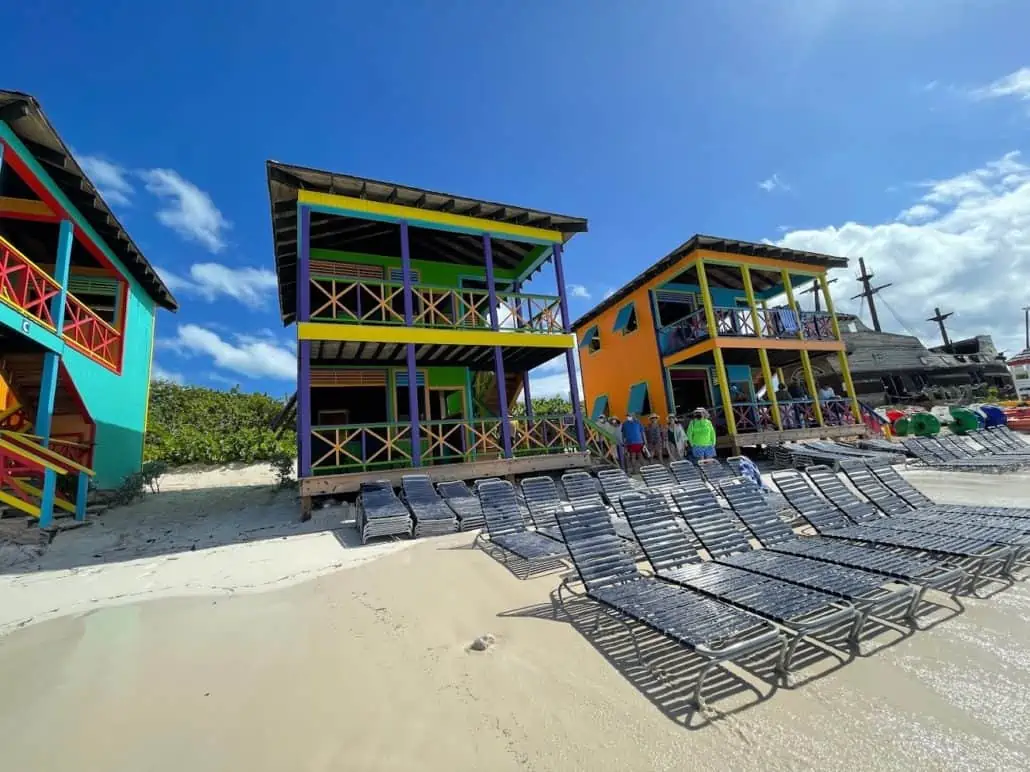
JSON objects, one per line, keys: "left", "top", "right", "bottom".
{"left": 620, "top": 491, "right": 862, "bottom": 671}
{"left": 664, "top": 487, "right": 919, "bottom": 626}
{"left": 437, "top": 480, "right": 485, "bottom": 531}
{"left": 475, "top": 480, "right": 566, "bottom": 566}
{"left": 519, "top": 476, "right": 565, "bottom": 541}
{"left": 358, "top": 481, "right": 414, "bottom": 544}
{"left": 554, "top": 502, "right": 787, "bottom": 708}
{"left": 718, "top": 479, "right": 969, "bottom": 598}
{"left": 401, "top": 475, "right": 458, "bottom": 538}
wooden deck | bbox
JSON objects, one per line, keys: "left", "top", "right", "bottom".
{"left": 718, "top": 424, "right": 868, "bottom": 453}
{"left": 298, "top": 452, "right": 593, "bottom": 518}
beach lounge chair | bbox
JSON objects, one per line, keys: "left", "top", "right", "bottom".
{"left": 993, "top": 425, "right": 1030, "bottom": 450}
{"left": 698, "top": 458, "right": 732, "bottom": 485}
{"left": 837, "top": 462, "right": 913, "bottom": 516}
{"left": 401, "top": 475, "right": 458, "bottom": 538}
{"left": 620, "top": 491, "right": 862, "bottom": 671}
{"left": 554, "top": 502, "right": 787, "bottom": 708}
{"left": 357, "top": 481, "right": 414, "bottom": 544}
{"left": 767, "top": 472, "right": 1015, "bottom": 580}
{"left": 475, "top": 479, "right": 566, "bottom": 566}
{"left": 596, "top": 468, "right": 635, "bottom": 516}
{"left": 561, "top": 470, "right": 640, "bottom": 547}
{"left": 519, "top": 476, "right": 565, "bottom": 541}
{"left": 718, "top": 479, "right": 969, "bottom": 597}
{"left": 437, "top": 480, "right": 485, "bottom": 531}
{"left": 803, "top": 466, "right": 886, "bottom": 524}
{"left": 868, "top": 462, "right": 1030, "bottom": 519}
{"left": 669, "top": 459, "right": 705, "bottom": 489}
{"left": 640, "top": 464, "right": 678, "bottom": 496}
{"left": 664, "top": 487, "right": 919, "bottom": 626}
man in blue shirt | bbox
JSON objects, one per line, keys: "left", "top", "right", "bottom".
{"left": 621, "top": 414, "right": 645, "bottom": 475}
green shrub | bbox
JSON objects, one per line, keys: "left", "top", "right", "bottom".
{"left": 144, "top": 382, "right": 296, "bottom": 466}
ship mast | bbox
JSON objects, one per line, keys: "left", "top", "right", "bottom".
{"left": 927, "top": 307, "right": 954, "bottom": 353}
{"left": 851, "top": 257, "right": 891, "bottom": 332}
{"left": 801, "top": 277, "right": 837, "bottom": 312}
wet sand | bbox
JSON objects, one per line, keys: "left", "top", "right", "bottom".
{"left": 2, "top": 471, "right": 1030, "bottom": 770}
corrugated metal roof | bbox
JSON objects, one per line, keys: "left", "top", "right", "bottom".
{"left": 0, "top": 90, "right": 177, "bottom": 311}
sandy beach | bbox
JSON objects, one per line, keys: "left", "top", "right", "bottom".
{"left": 1, "top": 466, "right": 1030, "bottom": 771}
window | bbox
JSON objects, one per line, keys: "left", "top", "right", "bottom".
{"left": 579, "top": 325, "right": 601, "bottom": 353}
{"left": 627, "top": 382, "right": 650, "bottom": 415}
{"left": 591, "top": 395, "right": 609, "bottom": 420}
{"left": 613, "top": 302, "right": 638, "bottom": 334}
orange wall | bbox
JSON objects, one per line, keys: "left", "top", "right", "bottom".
{"left": 577, "top": 284, "right": 669, "bottom": 419}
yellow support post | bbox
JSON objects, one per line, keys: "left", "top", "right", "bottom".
{"left": 696, "top": 260, "right": 719, "bottom": 340}
{"left": 713, "top": 347, "right": 737, "bottom": 437}
{"left": 799, "top": 350, "right": 824, "bottom": 426}
{"left": 741, "top": 265, "right": 781, "bottom": 429}
{"left": 780, "top": 268, "right": 804, "bottom": 340}
{"left": 818, "top": 273, "right": 862, "bottom": 422}
{"left": 758, "top": 349, "right": 782, "bottom": 429}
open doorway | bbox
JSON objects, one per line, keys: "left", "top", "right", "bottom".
{"left": 426, "top": 387, "right": 466, "bottom": 462}
{"left": 668, "top": 368, "right": 711, "bottom": 416}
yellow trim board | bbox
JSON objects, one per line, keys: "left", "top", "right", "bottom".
{"left": 0, "top": 196, "right": 54, "bottom": 218}
{"left": 662, "top": 338, "right": 717, "bottom": 367}
{"left": 1, "top": 432, "right": 94, "bottom": 475}
{"left": 9, "top": 477, "right": 76, "bottom": 513}
{"left": 0, "top": 489, "right": 41, "bottom": 518}
{"left": 298, "top": 322, "right": 576, "bottom": 349}
{"left": 0, "top": 437, "right": 66, "bottom": 473}
{"left": 297, "top": 190, "right": 564, "bottom": 244}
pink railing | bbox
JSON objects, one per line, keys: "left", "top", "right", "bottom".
{"left": 63, "top": 293, "right": 122, "bottom": 371}
{"left": 0, "top": 234, "right": 61, "bottom": 329}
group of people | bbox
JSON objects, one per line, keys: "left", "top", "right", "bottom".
{"left": 597, "top": 409, "right": 717, "bottom": 474}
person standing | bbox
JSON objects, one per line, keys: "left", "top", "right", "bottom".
{"left": 776, "top": 382, "right": 794, "bottom": 429}
{"left": 668, "top": 414, "right": 687, "bottom": 460}
{"left": 686, "top": 407, "right": 717, "bottom": 461}
{"left": 644, "top": 413, "right": 665, "bottom": 461}
{"left": 621, "top": 414, "right": 645, "bottom": 475}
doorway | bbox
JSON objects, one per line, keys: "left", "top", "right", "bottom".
{"left": 668, "top": 368, "right": 712, "bottom": 416}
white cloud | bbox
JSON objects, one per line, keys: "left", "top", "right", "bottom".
{"left": 157, "top": 262, "right": 277, "bottom": 309}
{"left": 758, "top": 173, "right": 791, "bottom": 193}
{"left": 971, "top": 67, "right": 1030, "bottom": 102}
{"left": 568, "top": 284, "right": 591, "bottom": 300}
{"left": 602, "top": 288, "right": 616, "bottom": 300}
{"left": 150, "top": 362, "right": 184, "bottom": 384}
{"left": 140, "top": 169, "right": 230, "bottom": 253}
{"left": 527, "top": 353, "right": 584, "bottom": 400}
{"left": 777, "top": 150, "right": 1030, "bottom": 356}
{"left": 78, "top": 155, "right": 134, "bottom": 207}
{"left": 160, "top": 324, "right": 295, "bottom": 380}
{"left": 895, "top": 203, "right": 938, "bottom": 223}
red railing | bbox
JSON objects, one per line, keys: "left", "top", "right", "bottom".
{"left": 0, "top": 234, "right": 61, "bottom": 330}
{"left": 63, "top": 293, "right": 122, "bottom": 371}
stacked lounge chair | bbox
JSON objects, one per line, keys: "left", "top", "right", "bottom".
{"left": 718, "top": 479, "right": 969, "bottom": 599}
{"left": 902, "top": 437, "right": 1024, "bottom": 473}
{"left": 769, "top": 472, "right": 1016, "bottom": 583}
{"left": 992, "top": 425, "right": 1030, "bottom": 449}
{"left": 620, "top": 491, "right": 862, "bottom": 672}
{"left": 520, "top": 476, "right": 565, "bottom": 541}
{"left": 554, "top": 502, "right": 787, "bottom": 708}
{"left": 661, "top": 488, "right": 919, "bottom": 628}
{"left": 437, "top": 480, "right": 485, "bottom": 531}
{"left": 358, "top": 481, "right": 414, "bottom": 544}
{"left": 476, "top": 479, "right": 566, "bottom": 566}
{"left": 401, "top": 474, "right": 458, "bottom": 537}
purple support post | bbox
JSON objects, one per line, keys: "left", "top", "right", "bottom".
{"left": 484, "top": 235, "right": 513, "bottom": 458}
{"left": 552, "top": 243, "right": 586, "bottom": 450}
{"left": 523, "top": 370, "right": 534, "bottom": 420}
{"left": 296, "top": 205, "right": 312, "bottom": 477}
{"left": 400, "top": 222, "right": 421, "bottom": 466}
{"left": 513, "top": 281, "right": 533, "bottom": 420}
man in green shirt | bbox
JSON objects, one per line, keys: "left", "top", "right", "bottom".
{"left": 687, "top": 407, "right": 717, "bottom": 461}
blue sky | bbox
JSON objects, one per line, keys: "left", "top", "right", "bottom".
{"left": 4, "top": 1, "right": 1030, "bottom": 397}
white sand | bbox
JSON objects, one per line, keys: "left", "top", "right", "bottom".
{"left": 0, "top": 465, "right": 1029, "bottom": 770}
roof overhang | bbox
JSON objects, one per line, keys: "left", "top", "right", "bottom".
{"left": 0, "top": 90, "right": 177, "bottom": 311}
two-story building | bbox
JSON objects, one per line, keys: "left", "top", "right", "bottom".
{"left": 266, "top": 161, "right": 601, "bottom": 514}
{"left": 0, "top": 91, "right": 177, "bottom": 526}
{"left": 573, "top": 235, "right": 866, "bottom": 454}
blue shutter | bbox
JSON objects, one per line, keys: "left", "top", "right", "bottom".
{"left": 627, "top": 382, "right": 649, "bottom": 415}
{"left": 578, "top": 325, "right": 598, "bottom": 349}
{"left": 388, "top": 268, "right": 420, "bottom": 283}
{"left": 591, "top": 395, "right": 609, "bottom": 420}
{"left": 395, "top": 371, "right": 426, "bottom": 387}
{"left": 613, "top": 302, "right": 636, "bottom": 332}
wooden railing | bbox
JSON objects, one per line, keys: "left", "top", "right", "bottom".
{"left": 0, "top": 234, "right": 123, "bottom": 372}
{"left": 309, "top": 274, "right": 563, "bottom": 334}
{"left": 710, "top": 397, "right": 858, "bottom": 433}
{"left": 659, "top": 306, "right": 837, "bottom": 357}
{"left": 309, "top": 414, "right": 589, "bottom": 473}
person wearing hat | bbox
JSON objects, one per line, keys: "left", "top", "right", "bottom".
{"left": 644, "top": 413, "right": 665, "bottom": 461}
{"left": 620, "top": 413, "right": 645, "bottom": 474}
{"left": 686, "top": 407, "right": 716, "bottom": 461}
{"left": 667, "top": 413, "right": 687, "bottom": 460}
